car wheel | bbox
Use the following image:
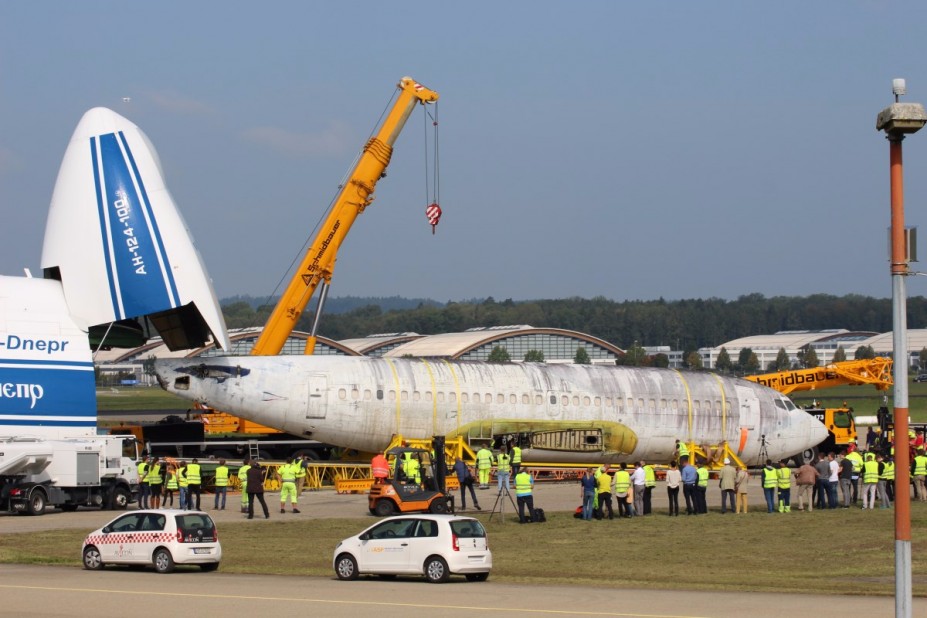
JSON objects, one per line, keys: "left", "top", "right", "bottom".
{"left": 335, "top": 553, "right": 359, "bottom": 580}
{"left": 424, "top": 556, "right": 450, "bottom": 583}
{"left": 153, "top": 548, "right": 175, "bottom": 574}
{"left": 374, "top": 499, "right": 394, "bottom": 517}
{"left": 465, "top": 572, "right": 489, "bottom": 582}
{"left": 428, "top": 498, "right": 448, "bottom": 514}
{"left": 82, "top": 546, "right": 104, "bottom": 571}
{"left": 199, "top": 563, "right": 220, "bottom": 572}
{"left": 26, "top": 488, "right": 46, "bottom": 516}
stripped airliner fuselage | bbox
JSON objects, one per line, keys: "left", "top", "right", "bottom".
{"left": 156, "top": 356, "right": 827, "bottom": 465}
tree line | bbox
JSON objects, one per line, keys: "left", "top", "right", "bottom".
{"left": 221, "top": 293, "right": 927, "bottom": 366}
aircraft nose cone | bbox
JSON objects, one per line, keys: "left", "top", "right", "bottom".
{"left": 798, "top": 409, "right": 829, "bottom": 447}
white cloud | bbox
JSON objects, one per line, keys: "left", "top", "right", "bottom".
{"left": 240, "top": 120, "right": 352, "bottom": 158}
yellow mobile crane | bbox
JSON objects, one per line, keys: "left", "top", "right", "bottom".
{"left": 138, "top": 78, "right": 440, "bottom": 461}
{"left": 745, "top": 357, "right": 893, "bottom": 462}
{"left": 251, "top": 76, "right": 439, "bottom": 356}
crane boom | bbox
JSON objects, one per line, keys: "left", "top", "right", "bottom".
{"left": 250, "top": 77, "right": 439, "bottom": 357}
{"left": 745, "top": 357, "right": 893, "bottom": 395}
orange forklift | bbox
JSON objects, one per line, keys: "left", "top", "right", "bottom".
{"left": 368, "top": 437, "right": 452, "bottom": 516}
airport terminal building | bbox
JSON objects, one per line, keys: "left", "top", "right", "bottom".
{"left": 94, "top": 325, "right": 624, "bottom": 384}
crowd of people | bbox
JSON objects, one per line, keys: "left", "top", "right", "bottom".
{"left": 136, "top": 454, "right": 314, "bottom": 519}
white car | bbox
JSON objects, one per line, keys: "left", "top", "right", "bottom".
{"left": 81, "top": 509, "right": 221, "bottom": 573}
{"left": 333, "top": 514, "right": 492, "bottom": 583}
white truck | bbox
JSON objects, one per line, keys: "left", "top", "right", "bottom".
{"left": 0, "top": 435, "right": 141, "bottom": 515}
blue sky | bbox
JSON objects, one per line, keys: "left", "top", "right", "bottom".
{"left": 2, "top": 2, "right": 927, "bottom": 304}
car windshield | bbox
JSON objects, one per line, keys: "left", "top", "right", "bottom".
{"left": 450, "top": 519, "right": 486, "bottom": 538}
{"left": 175, "top": 513, "right": 216, "bottom": 542}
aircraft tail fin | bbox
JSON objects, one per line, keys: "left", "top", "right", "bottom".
{"left": 41, "top": 107, "right": 229, "bottom": 351}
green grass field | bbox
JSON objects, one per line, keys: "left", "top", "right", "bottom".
{"left": 3, "top": 507, "right": 925, "bottom": 595}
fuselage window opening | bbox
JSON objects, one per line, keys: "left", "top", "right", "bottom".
{"left": 375, "top": 389, "right": 383, "bottom": 400}
{"left": 648, "top": 399, "right": 656, "bottom": 413}
{"left": 605, "top": 397, "right": 612, "bottom": 407}
{"left": 438, "top": 392, "right": 446, "bottom": 403}
{"left": 510, "top": 394, "right": 517, "bottom": 404}
{"left": 660, "top": 399, "right": 667, "bottom": 411}
{"left": 693, "top": 400, "right": 700, "bottom": 413}
{"left": 594, "top": 396, "right": 601, "bottom": 406}
{"left": 561, "top": 395, "right": 569, "bottom": 406}
{"left": 550, "top": 395, "right": 557, "bottom": 405}
{"left": 672, "top": 399, "right": 679, "bottom": 411}
{"left": 338, "top": 388, "right": 347, "bottom": 400}
{"left": 535, "top": 394, "right": 543, "bottom": 405}
{"left": 496, "top": 394, "right": 504, "bottom": 404}
{"left": 461, "top": 393, "right": 469, "bottom": 403}
{"left": 522, "top": 394, "right": 530, "bottom": 405}
{"left": 400, "top": 391, "right": 408, "bottom": 402}
{"left": 628, "top": 397, "right": 635, "bottom": 411}
{"left": 638, "top": 398, "right": 645, "bottom": 411}
{"left": 572, "top": 396, "right": 580, "bottom": 406}
{"left": 388, "top": 390, "right": 396, "bottom": 401}
{"left": 485, "top": 394, "right": 493, "bottom": 404}
{"left": 413, "top": 391, "right": 421, "bottom": 402}
{"left": 351, "top": 389, "right": 360, "bottom": 400}
{"left": 426, "top": 391, "right": 433, "bottom": 402}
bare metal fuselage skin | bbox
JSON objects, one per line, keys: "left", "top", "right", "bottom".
{"left": 155, "top": 356, "right": 826, "bottom": 465}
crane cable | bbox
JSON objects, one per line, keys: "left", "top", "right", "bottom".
{"left": 423, "top": 101, "right": 441, "bottom": 234}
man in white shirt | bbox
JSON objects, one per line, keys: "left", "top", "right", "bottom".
{"left": 630, "top": 461, "right": 646, "bottom": 517}
{"left": 827, "top": 452, "right": 840, "bottom": 509}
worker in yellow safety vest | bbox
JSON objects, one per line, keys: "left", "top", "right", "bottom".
{"left": 147, "top": 457, "right": 162, "bottom": 509}
{"left": 861, "top": 452, "right": 880, "bottom": 510}
{"left": 912, "top": 448, "right": 927, "bottom": 502}
{"left": 137, "top": 457, "right": 151, "bottom": 509}
{"left": 675, "top": 439, "right": 689, "bottom": 465}
{"left": 762, "top": 460, "right": 778, "bottom": 513}
{"left": 643, "top": 462, "right": 656, "bottom": 515}
{"left": 164, "top": 464, "right": 178, "bottom": 508}
{"left": 476, "top": 445, "right": 495, "bottom": 489}
{"left": 277, "top": 458, "right": 300, "bottom": 514}
{"left": 844, "top": 449, "right": 863, "bottom": 504}
{"left": 880, "top": 455, "right": 895, "bottom": 504}
{"left": 695, "top": 462, "right": 709, "bottom": 514}
{"left": 496, "top": 449, "right": 512, "bottom": 492}
{"left": 613, "top": 463, "right": 632, "bottom": 517}
{"left": 177, "top": 461, "right": 188, "bottom": 510}
{"left": 186, "top": 459, "right": 202, "bottom": 510}
{"left": 511, "top": 444, "right": 522, "bottom": 476}
{"left": 294, "top": 455, "right": 308, "bottom": 496}
{"left": 776, "top": 460, "right": 791, "bottom": 513}
{"left": 238, "top": 458, "right": 251, "bottom": 513}
{"left": 514, "top": 468, "right": 535, "bottom": 523}
{"left": 214, "top": 459, "right": 229, "bottom": 510}
{"left": 402, "top": 455, "right": 421, "bottom": 485}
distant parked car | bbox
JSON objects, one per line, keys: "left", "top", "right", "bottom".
{"left": 81, "top": 509, "right": 221, "bottom": 573}
{"left": 914, "top": 374, "right": 927, "bottom": 383}
{"left": 333, "top": 514, "right": 492, "bottom": 583}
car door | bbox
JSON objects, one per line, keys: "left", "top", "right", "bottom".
{"left": 100, "top": 513, "right": 145, "bottom": 564}
{"left": 407, "top": 519, "right": 440, "bottom": 570}
{"left": 358, "top": 518, "right": 417, "bottom": 573}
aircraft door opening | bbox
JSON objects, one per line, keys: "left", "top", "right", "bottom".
{"left": 306, "top": 374, "right": 328, "bottom": 419}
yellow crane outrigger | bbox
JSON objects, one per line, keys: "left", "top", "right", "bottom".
{"left": 250, "top": 76, "right": 439, "bottom": 357}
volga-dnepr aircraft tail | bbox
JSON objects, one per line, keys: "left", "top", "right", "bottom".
{"left": 1, "top": 107, "right": 229, "bottom": 439}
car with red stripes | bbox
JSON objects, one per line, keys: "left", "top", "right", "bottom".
{"left": 81, "top": 509, "right": 221, "bottom": 573}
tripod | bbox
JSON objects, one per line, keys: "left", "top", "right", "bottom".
{"left": 488, "top": 483, "right": 518, "bottom": 523}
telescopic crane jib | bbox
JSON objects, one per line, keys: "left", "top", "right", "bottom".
{"left": 251, "top": 77, "right": 440, "bottom": 357}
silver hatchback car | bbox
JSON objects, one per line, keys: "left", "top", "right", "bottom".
{"left": 82, "top": 509, "right": 221, "bottom": 573}
{"left": 333, "top": 514, "right": 492, "bottom": 583}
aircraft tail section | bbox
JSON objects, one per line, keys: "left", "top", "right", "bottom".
{"left": 41, "top": 107, "right": 229, "bottom": 351}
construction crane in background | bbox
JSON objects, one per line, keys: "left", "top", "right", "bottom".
{"left": 746, "top": 357, "right": 893, "bottom": 462}
{"left": 251, "top": 76, "right": 440, "bottom": 357}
